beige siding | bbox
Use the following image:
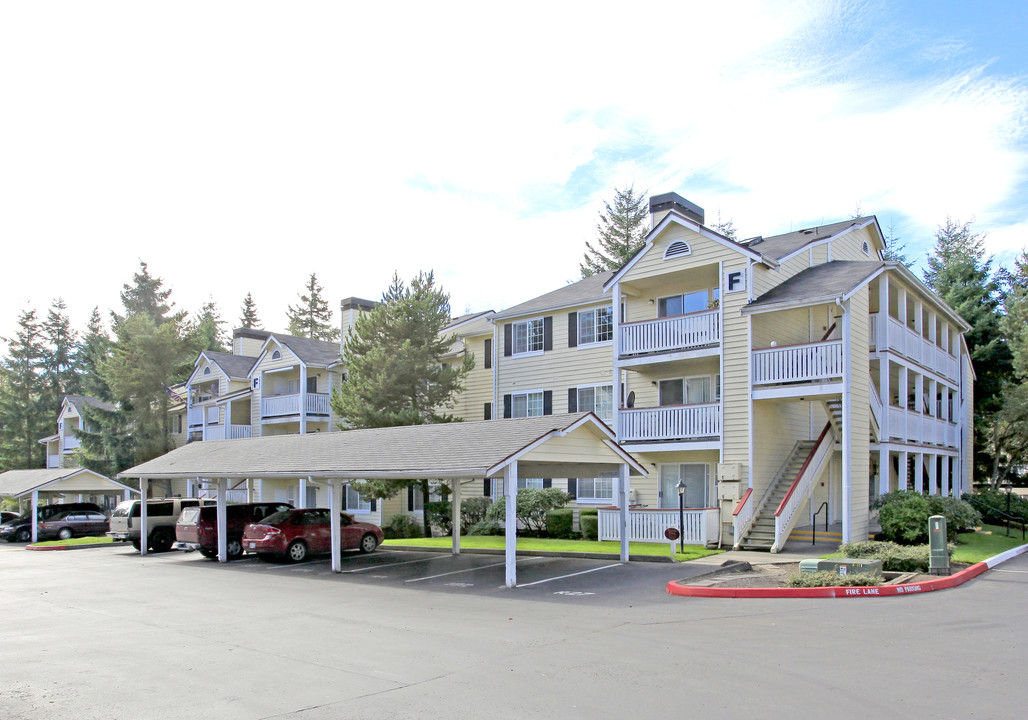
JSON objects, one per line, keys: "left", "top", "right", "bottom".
{"left": 624, "top": 224, "right": 747, "bottom": 283}
{"left": 830, "top": 227, "right": 877, "bottom": 262}
{"left": 751, "top": 399, "right": 819, "bottom": 500}
{"left": 631, "top": 449, "right": 720, "bottom": 508}
{"left": 721, "top": 258, "right": 751, "bottom": 474}
{"left": 450, "top": 332, "right": 495, "bottom": 422}
{"left": 846, "top": 288, "right": 871, "bottom": 540}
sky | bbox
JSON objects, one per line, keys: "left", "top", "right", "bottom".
{"left": 1, "top": 0, "right": 1027, "bottom": 345}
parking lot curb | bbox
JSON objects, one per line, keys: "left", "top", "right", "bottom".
{"left": 26, "top": 542, "right": 113, "bottom": 552}
{"left": 383, "top": 545, "right": 676, "bottom": 563}
{"left": 666, "top": 543, "right": 1028, "bottom": 598}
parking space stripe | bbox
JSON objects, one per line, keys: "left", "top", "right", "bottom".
{"left": 341, "top": 554, "right": 452, "bottom": 573}
{"left": 405, "top": 557, "right": 550, "bottom": 584}
{"left": 512, "top": 562, "right": 622, "bottom": 588}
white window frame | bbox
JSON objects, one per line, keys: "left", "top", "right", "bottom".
{"left": 492, "top": 478, "right": 543, "bottom": 498}
{"left": 576, "top": 383, "right": 614, "bottom": 421}
{"left": 576, "top": 474, "right": 617, "bottom": 503}
{"left": 511, "top": 389, "right": 544, "bottom": 418}
{"left": 657, "top": 288, "right": 719, "bottom": 318}
{"left": 512, "top": 318, "right": 545, "bottom": 356}
{"left": 345, "top": 484, "right": 372, "bottom": 514}
{"left": 658, "top": 374, "right": 720, "bottom": 406}
{"left": 578, "top": 307, "right": 614, "bottom": 346}
{"left": 658, "top": 463, "right": 710, "bottom": 509}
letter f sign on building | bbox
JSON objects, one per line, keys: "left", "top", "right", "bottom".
{"left": 725, "top": 268, "right": 746, "bottom": 294}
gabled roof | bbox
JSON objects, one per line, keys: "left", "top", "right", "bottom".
{"left": 64, "top": 395, "right": 117, "bottom": 415}
{"left": 256, "top": 333, "right": 341, "bottom": 368}
{"left": 120, "top": 413, "right": 646, "bottom": 481}
{"left": 199, "top": 351, "right": 258, "bottom": 380}
{"left": 445, "top": 310, "right": 495, "bottom": 332}
{"left": 744, "top": 216, "right": 879, "bottom": 262}
{"left": 0, "top": 467, "right": 134, "bottom": 498}
{"left": 743, "top": 261, "right": 885, "bottom": 314}
{"left": 491, "top": 272, "right": 614, "bottom": 322}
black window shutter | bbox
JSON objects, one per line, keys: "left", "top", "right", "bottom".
{"left": 543, "top": 390, "right": 553, "bottom": 415}
{"left": 484, "top": 402, "right": 492, "bottom": 420}
{"left": 371, "top": 499, "right": 377, "bottom": 511}
{"left": 567, "top": 388, "right": 578, "bottom": 413}
{"left": 567, "top": 479, "right": 577, "bottom": 499}
{"left": 484, "top": 338, "right": 492, "bottom": 368}
{"left": 543, "top": 316, "right": 553, "bottom": 351}
{"left": 483, "top": 479, "right": 491, "bottom": 496}
{"left": 542, "top": 479, "right": 552, "bottom": 489}
{"left": 407, "top": 485, "right": 414, "bottom": 511}
{"left": 568, "top": 312, "right": 578, "bottom": 348}
{"left": 503, "top": 394, "right": 512, "bottom": 418}
{"left": 503, "top": 324, "right": 512, "bottom": 356}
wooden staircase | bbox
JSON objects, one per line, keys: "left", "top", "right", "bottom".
{"left": 736, "top": 440, "right": 817, "bottom": 550}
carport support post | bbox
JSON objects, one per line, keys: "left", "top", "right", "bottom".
{"left": 30, "top": 490, "right": 39, "bottom": 543}
{"left": 619, "top": 464, "right": 630, "bottom": 563}
{"left": 450, "top": 478, "right": 462, "bottom": 555}
{"left": 139, "top": 478, "right": 149, "bottom": 555}
{"left": 299, "top": 477, "right": 307, "bottom": 508}
{"left": 504, "top": 463, "right": 518, "bottom": 588}
{"left": 330, "top": 479, "right": 342, "bottom": 573}
{"left": 217, "top": 478, "right": 228, "bottom": 562}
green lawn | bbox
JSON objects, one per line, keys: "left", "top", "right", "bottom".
{"left": 383, "top": 535, "right": 722, "bottom": 562}
{"left": 29, "top": 536, "right": 116, "bottom": 548}
{"left": 952, "top": 524, "right": 1026, "bottom": 564}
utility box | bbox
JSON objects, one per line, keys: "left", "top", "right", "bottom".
{"left": 717, "top": 463, "right": 742, "bottom": 482}
{"left": 799, "top": 558, "right": 883, "bottom": 577}
{"left": 929, "top": 514, "right": 950, "bottom": 576}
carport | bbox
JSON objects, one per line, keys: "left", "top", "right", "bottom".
{"left": 120, "top": 413, "right": 646, "bottom": 586}
{"left": 0, "top": 468, "right": 138, "bottom": 542}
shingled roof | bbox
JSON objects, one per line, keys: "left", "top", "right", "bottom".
{"left": 744, "top": 261, "right": 885, "bottom": 313}
{"left": 744, "top": 217, "right": 876, "bottom": 262}
{"left": 492, "top": 271, "right": 614, "bottom": 321}
{"left": 65, "top": 395, "right": 118, "bottom": 414}
{"left": 263, "top": 333, "right": 341, "bottom": 367}
{"left": 202, "top": 351, "right": 258, "bottom": 379}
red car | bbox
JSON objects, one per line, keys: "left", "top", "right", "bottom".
{"left": 242, "top": 508, "right": 383, "bottom": 562}
{"left": 175, "top": 502, "right": 293, "bottom": 559}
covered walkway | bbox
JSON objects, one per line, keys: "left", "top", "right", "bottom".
{"left": 120, "top": 413, "right": 646, "bottom": 586}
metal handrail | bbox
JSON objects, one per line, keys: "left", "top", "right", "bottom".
{"left": 812, "top": 502, "right": 829, "bottom": 545}
{"left": 965, "top": 496, "right": 1026, "bottom": 541}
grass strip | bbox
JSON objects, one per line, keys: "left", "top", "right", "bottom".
{"left": 29, "top": 536, "right": 116, "bottom": 548}
{"left": 383, "top": 535, "right": 721, "bottom": 562}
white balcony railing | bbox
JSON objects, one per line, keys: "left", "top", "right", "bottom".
{"left": 886, "top": 406, "right": 959, "bottom": 448}
{"left": 62, "top": 436, "right": 80, "bottom": 452}
{"left": 597, "top": 507, "right": 718, "bottom": 548}
{"left": 262, "top": 393, "right": 331, "bottom": 418}
{"left": 876, "top": 314, "right": 960, "bottom": 382}
{"left": 618, "top": 403, "right": 720, "bottom": 442}
{"left": 204, "top": 425, "right": 225, "bottom": 442}
{"left": 619, "top": 309, "right": 720, "bottom": 357}
{"left": 228, "top": 424, "right": 252, "bottom": 440}
{"left": 752, "top": 340, "right": 844, "bottom": 385}
{"left": 47, "top": 454, "right": 60, "bottom": 469}
{"left": 188, "top": 407, "right": 204, "bottom": 427}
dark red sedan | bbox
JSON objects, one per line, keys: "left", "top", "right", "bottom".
{"left": 241, "top": 508, "right": 383, "bottom": 562}
{"left": 36, "top": 511, "right": 110, "bottom": 541}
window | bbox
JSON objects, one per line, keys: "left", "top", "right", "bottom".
{"left": 202, "top": 367, "right": 211, "bottom": 376}
{"left": 579, "top": 307, "right": 613, "bottom": 345}
{"left": 271, "top": 350, "right": 282, "bottom": 360}
{"left": 491, "top": 478, "right": 544, "bottom": 498}
{"left": 577, "top": 476, "right": 615, "bottom": 502}
{"left": 513, "top": 318, "right": 545, "bottom": 355}
{"left": 512, "top": 391, "right": 544, "bottom": 418}
{"left": 346, "top": 485, "right": 371, "bottom": 513}
{"left": 658, "top": 289, "right": 717, "bottom": 317}
{"left": 575, "top": 385, "right": 613, "bottom": 420}
{"left": 306, "top": 376, "right": 318, "bottom": 393}
{"left": 658, "top": 375, "right": 718, "bottom": 406}
{"left": 659, "top": 463, "right": 709, "bottom": 508}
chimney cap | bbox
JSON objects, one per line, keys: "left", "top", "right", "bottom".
{"left": 649, "top": 192, "right": 704, "bottom": 225}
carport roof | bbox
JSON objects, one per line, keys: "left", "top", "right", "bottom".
{"left": 0, "top": 467, "right": 134, "bottom": 498}
{"left": 120, "top": 413, "right": 646, "bottom": 481}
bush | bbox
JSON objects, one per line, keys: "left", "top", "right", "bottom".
{"left": 484, "top": 488, "right": 571, "bottom": 534}
{"left": 545, "top": 508, "right": 576, "bottom": 539}
{"left": 424, "top": 496, "right": 496, "bottom": 536}
{"left": 877, "top": 491, "right": 980, "bottom": 544}
{"left": 467, "top": 519, "right": 503, "bottom": 536}
{"left": 787, "top": 571, "right": 883, "bottom": 588}
{"left": 965, "top": 490, "right": 1028, "bottom": 524}
{"left": 838, "top": 540, "right": 951, "bottom": 573}
{"left": 579, "top": 508, "right": 598, "bottom": 541}
{"left": 382, "top": 513, "right": 424, "bottom": 540}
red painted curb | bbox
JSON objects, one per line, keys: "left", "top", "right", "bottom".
{"left": 26, "top": 545, "right": 71, "bottom": 552}
{"left": 666, "top": 561, "right": 989, "bottom": 598}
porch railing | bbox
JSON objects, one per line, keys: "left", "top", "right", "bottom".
{"left": 227, "top": 424, "right": 252, "bottom": 440}
{"left": 875, "top": 314, "right": 959, "bottom": 382}
{"left": 187, "top": 407, "right": 204, "bottom": 427}
{"left": 597, "top": 507, "right": 718, "bottom": 548}
{"left": 887, "top": 406, "right": 958, "bottom": 448}
{"left": 773, "top": 424, "right": 833, "bottom": 552}
{"left": 618, "top": 403, "right": 720, "bottom": 442}
{"left": 262, "top": 393, "right": 331, "bottom": 418}
{"left": 732, "top": 488, "right": 754, "bottom": 545}
{"left": 752, "top": 339, "right": 844, "bottom": 385}
{"left": 619, "top": 309, "right": 720, "bottom": 357}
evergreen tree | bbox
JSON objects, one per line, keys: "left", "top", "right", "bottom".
{"left": 188, "top": 300, "right": 227, "bottom": 353}
{"left": 0, "top": 309, "right": 50, "bottom": 469}
{"left": 580, "top": 186, "right": 649, "bottom": 277}
{"left": 77, "top": 308, "right": 112, "bottom": 400}
{"left": 711, "top": 211, "right": 737, "bottom": 241}
{"left": 881, "top": 221, "right": 912, "bottom": 266}
{"left": 331, "top": 271, "right": 473, "bottom": 536}
{"left": 41, "top": 297, "right": 80, "bottom": 412}
{"left": 287, "top": 273, "right": 339, "bottom": 341}
{"left": 923, "top": 217, "right": 1012, "bottom": 483}
{"left": 239, "top": 292, "right": 261, "bottom": 329}
{"left": 111, "top": 260, "right": 184, "bottom": 332}
{"left": 991, "top": 250, "right": 1028, "bottom": 485}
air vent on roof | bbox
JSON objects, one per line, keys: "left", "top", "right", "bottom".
{"left": 664, "top": 241, "right": 692, "bottom": 259}
{"left": 803, "top": 229, "right": 815, "bottom": 235}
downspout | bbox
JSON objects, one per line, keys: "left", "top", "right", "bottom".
{"left": 838, "top": 297, "right": 851, "bottom": 544}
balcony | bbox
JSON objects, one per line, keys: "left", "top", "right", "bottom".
{"left": 871, "top": 313, "right": 959, "bottom": 382}
{"left": 619, "top": 309, "right": 720, "bottom": 358}
{"left": 47, "top": 454, "right": 60, "bottom": 469}
{"left": 187, "top": 407, "right": 204, "bottom": 427}
{"left": 618, "top": 403, "right": 720, "bottom": 443}
{"left": 62, "top": 437, "right": 80, "bottom": 452}
{"left": 261, "top": 393, "right": 331, "bottom": 418}
{"left": 887, "top": 406, "right": 958, "bottom": 448}
{"left": 752, "top": 340, "right": 843, "bottom": 386}
{"left": 202, "top": 424, "right": 253, "bottom": 441}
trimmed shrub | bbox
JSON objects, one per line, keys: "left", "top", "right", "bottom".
{"left": 877, "top": 491, "right": 980, "bottom": 544}
{"left": 425, "top": 496, "right": 496, "bottom": 535}
{"left": 467, "top": 519, "right": 503, "bottom": 536}
{"left": 382, "top": 513, "right": 424, "bottom": 540}
{"left": 838, "top": 540, "right": 950, "bottom": 573}
{"left": 926, "top": 495, "right": 980, "bottom": 538}
{"left": 484, "top": 488, "right": 571, "bottom": 534}
{"left": 964, "top": 490, "right": 1028, "bottom": 524}
{"left": 545, "top": 508, "right": 576, "bottom": 539}
{"left": 787, "top": 571, "right": 883, "bottom": 588}
{"left": 579, "top": 508, "right": 598, "bottom": 541}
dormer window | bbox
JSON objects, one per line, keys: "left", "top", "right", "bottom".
{"left": 271, "top": 350, "right": 282, "bottom": 360}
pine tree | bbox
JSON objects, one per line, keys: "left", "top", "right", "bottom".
{"left": 0, "top": 309, "right": 50, "bottom": 469}
{"left": 991, "top": 250, "right": 1028, "bottom": 485}
{"left": 111, "top": 260, "right": 184, "bottom": 331}
{"left": 41, "top": 297, "right": 80, "bottom": 413}
{"left": 331, "top": 271, "right": 473, "bottom": 536}
{"left": 77, "top": 308, "right": 112, "bottom": 400}
{"left": 286, "top": 273, "right": 339, "bottom": 341}
{"left": 188, "top": 300, "right": 227, "bottom": 353}
{"left": 239, "top": 292, "right": 261, "bottom": 329}
{"left": 711, "top": 211, "right": 738, "bottom": 241}
{"left": 923, "top": 217, "right": 1012, "bottom": 483}
{"left": 580, "top": 186, "right": 649, "bottom": 277}
{"left": 881, "top": 222, "right": 912, "bottom": 266}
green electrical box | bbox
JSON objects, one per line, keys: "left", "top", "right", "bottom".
{"left": 798, "top": 558, "right": 883, "bottom": 576}
{"left": 929, "top": 514, "right": 949, "bottom": 576}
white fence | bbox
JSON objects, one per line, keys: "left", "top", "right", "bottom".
{"left": 752, "top": 340, "right": 844, "bottom": 385}
{"left": 619, "top": 310, "right": 720, "bottom": 356}
{"left": 598, "top": 508, "right": 718, "bottom": 549}
{"left": 618, "top": 403, "right": 720, "bottom": 442}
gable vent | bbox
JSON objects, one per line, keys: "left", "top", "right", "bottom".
{"left": 862, "top": 240, "right": 870, "bottom": 255}
{"left": 664, "top": 241, "right": 692, "bottom": 259}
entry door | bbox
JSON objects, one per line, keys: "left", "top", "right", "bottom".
{"left": 659, "top": 464, "right": 709, "bottom": 509}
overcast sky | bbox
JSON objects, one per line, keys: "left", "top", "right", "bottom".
{"left": 1, "top": 1, "right": 1026, "bottom": 345}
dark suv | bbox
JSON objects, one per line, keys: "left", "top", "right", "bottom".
{"left": 0, "top": 503, "right": 104, "bottom": 543}
{"left": 175, "top": 502, "right": 293, "bottom": 559}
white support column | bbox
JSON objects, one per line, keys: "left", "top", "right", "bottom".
{"left": 123, "top": 488, "right": 131, "bottom": 501}
{"left": 879, "top": 448, "right": 890, "bottom": 495}
{"left": 611, "top": 281, "right": 621, "bottom": 440}
{"left": 255, "top": 478, "right": 263, "bottom": 502}
{"left": 897, "top": 286, "right": 907, "bottom": 327}
{"left": 30, "top": 490, "right": 39, "bottom": 543}
{"left": 841, "top": 300, "right": 852, "bottom": 544}
{"left": 247, "top": 478, "right": 254, "bottom": 503}
{"left": 899, "top": 451, "right": 909, "bottom": 490}
{"left": 140, "top": 478, "right": 149, "bottom": 555}
{"left": 451, "top": 479, "right": 462, "bottom": 555}
{"left": 942, "top": 455, "right": 951, "bottom": 496}
{"left": 619, "top": 464, "right": 630, "bottom": 563}
{"left": 927, "top": 454, "right": 937, "bottom": 495}
{"left": 299, "top": 477, "right": 307, "bottom": 508}
{"left": 880, "top": 355, "right": 890, "bottom": 439}
{"left": 878, "top": 273, "right": 889, "bottom": 349}
{"left": 330, "top": 479, "right": 342, "bottom": 573}
{"left": 504, "top": 463, "right": 518, "bottom": 588}
{"left": 217, "top": 478, "right": 228, "bottom": 562}
{"left": 299, "top": 364, "right": 308, "bottom": 435}
{"left": 914, "top": 453, "right": 924, "bottom": 493}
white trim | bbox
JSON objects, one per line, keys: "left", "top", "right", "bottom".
{"left": 510, "top": 317, "right": 547, "bottom": 357}
{"left": 509, "top": 388, "right": 545, "bottom": 418}
{"left": 577, "top": 305, "right": 614, "bottom": 346}
{"left": 776, "top": 218, "right": 877, "bottom": 265}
